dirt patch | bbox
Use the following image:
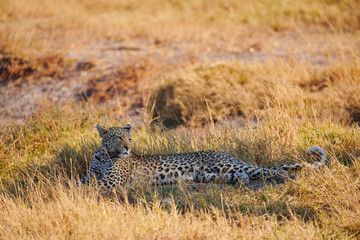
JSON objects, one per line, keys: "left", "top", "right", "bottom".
{"left": 0, "top": 54, "right": 68, "bottom": 86}
{"left": 0, "top": 40, "right": 193, "bottom": 126}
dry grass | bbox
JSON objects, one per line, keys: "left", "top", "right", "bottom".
{"left": 1, "top": 0, "right": 359, "bottom": 57}
{"left": 2, "top": 169, "right": 359, "bottom": 240}
{"left": 152, "top": 57, "right": 360, "bottom": 128}
{"left": 1, "top": 0, "right": 360, "bottom": 239}
{"left": 1, "top": 104, "right": 360, "bottom": 239}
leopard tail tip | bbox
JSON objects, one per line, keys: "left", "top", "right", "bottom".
{"left": 307, "top": 146, "right": 326, "bottom": 166}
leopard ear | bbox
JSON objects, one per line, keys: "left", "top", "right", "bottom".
{"left": 124, "top": 124, "right": 131, "bottom": 131}
{"left": 96, "top": 124, "right": 108, "bottom": 138}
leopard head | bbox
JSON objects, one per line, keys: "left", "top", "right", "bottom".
{"left": 96, "top": 124, "right": 132, "bottom": 158}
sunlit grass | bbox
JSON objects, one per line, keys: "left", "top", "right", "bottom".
{"left": 152, "top": 57, "right": 360, "bottom": 128}
{"left": 1, "top": 0, "right": 359, "bottom": 57}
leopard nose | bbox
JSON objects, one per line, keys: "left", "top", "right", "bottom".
{"left": 124, "top": 145, "right": 129, "bottom": 152}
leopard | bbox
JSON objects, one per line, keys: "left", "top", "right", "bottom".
{"left": 80, "top": 124, "right": 326, "bottom": 191}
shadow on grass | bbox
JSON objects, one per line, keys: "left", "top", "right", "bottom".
{"left": 53, "top": 140, "right": 99, "bottom": 180}
{"left": 0, "top": 140, "right": 98, "bottom": 196}
{"left": 116, "top": 180, "right": 318, "bottom": 224}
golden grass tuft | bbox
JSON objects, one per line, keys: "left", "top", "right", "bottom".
{"left": 151, "top": 58, "right": 360, "bottom": 128}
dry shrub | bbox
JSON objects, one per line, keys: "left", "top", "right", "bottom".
{"left": 0, "top": 55, "right": 34, "bottom": 85}
{"left": 80, "top": 58, "right": 157, "bottom": 106}
{"left": 33, "top": 54, "right": 67, "bottom": 79}
{"left": 0, "top": 53, "right": 69, "bottom": 85}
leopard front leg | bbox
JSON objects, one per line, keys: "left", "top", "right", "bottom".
{"left": 96, "top": 162, "right": 130, "bottom": 191}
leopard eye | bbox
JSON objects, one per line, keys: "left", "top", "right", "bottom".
{"left": 118, "top": 136, "right": 123, "bottom": 140}
{"left": 129, "top": 138, "right": 132, "bottom": 142}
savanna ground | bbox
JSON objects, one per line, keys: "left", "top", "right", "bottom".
{"left": 1, "top": 0, "right": 360, "bottom": 239}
